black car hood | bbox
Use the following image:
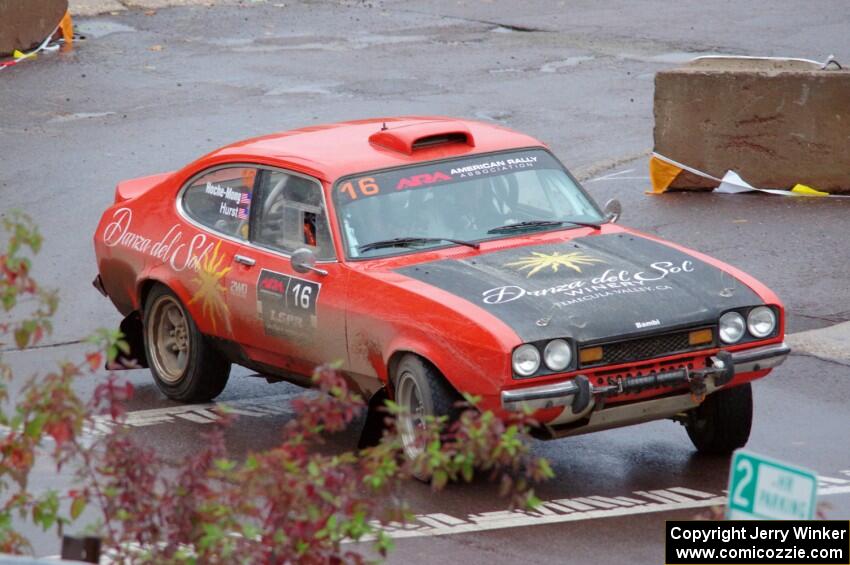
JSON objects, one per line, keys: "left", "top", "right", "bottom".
{"left": 395, "top": 232, "right": 762, "bottom": 343}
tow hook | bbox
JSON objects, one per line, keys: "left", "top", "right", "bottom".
{"left": 688, "top": 351, "right": 734, "bottom": 403}
{"left": 688, "top": 375, "right": 707, "bottom": 404}
{"left": 711, "top": 350, "right": 735, "bottom": 386}
{"left": 571, "top": 375, "right": 592, "bottom": 413}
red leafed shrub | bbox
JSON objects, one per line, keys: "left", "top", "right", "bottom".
{"left": 0, "top": 211, "right": 553, "bottom": 562}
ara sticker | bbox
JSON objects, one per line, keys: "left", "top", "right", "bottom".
{"left": 256, "top": 269, "right": 321, "bottom": 338}
{"left": 334, "top": 149, "right": 557, "bottom": 204}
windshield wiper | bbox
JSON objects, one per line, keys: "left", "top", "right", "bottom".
{"left": 486, "top": 219, "right": 603, "bottom": 234}
{"left": 358, "top": 236, "right": 480, "bottom": 253}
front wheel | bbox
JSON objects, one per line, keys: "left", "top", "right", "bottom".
{"left": 143, "top": 285, "right": 230, "bottom": 402}
{"left": 394, "top": 355, "right": 461, "bottom": 469}
{"left": 685, "top": 383, "right": 753, "bottom": 454}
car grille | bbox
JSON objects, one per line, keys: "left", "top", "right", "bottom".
{"left": 580, "top": 327, "right": 715, "bottom": 368}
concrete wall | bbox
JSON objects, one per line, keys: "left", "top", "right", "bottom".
{"left": 654, "top": 59, "right": 850, "bottom": 193}
{"left": 0, "top": 0, "right": 68, "bottom": 56}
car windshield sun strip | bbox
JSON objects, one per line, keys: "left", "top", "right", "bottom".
{"left": 357, "top": 236, "right": 480, "bottom": 253}
{"left": 486, "top": 219, "right": 603, "bottom": 234}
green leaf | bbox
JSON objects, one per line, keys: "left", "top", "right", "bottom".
{"left": 432, "top": 469, "right": 448, "bottom": 490}
{"left": 241, "top": 522, "right": 260, "bottom": 541}
{"left": 214, "top": 458, "right": 236, "bottom": 472}
{"left": 201, "top": 523, "right": 224, "bottom": 548}
{"left": 460, "top": 393, "right": 482, "bottom": 406}
{"left": 307, "top": 460, "right": 320, "bottom": 477}
{"left": 375, "top": 530, "right": 395, "bottom": 556}
{"left": 383, "top": 399, "right": 401, "bottom": 415}
{"left": 25, "top": 413, "right": 47, "bottom": 439}
{"left": 461, "top": 462, "right": 474, "bottom": 483}
{"left": 70, "top": 495, "right": 86, "bottom": 520}
{"left": 537, "top": 458, "right": 555, "bottom": 480}
{"left": 14, "top": 327, "right": 31, "bottom": 349}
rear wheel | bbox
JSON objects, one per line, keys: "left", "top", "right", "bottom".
{"left": 685, "top": 383, "right": 753, "bottom": 454}
{"left": 394, "top": 355, "right": 461, "bottom": 469}
{"left": 143, "top": 285, "right": 230, "bottom": 402}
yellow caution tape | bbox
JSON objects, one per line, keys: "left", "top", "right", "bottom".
{"left": 790, "top": 184, "right": 829, "bottom": 197}
{"left": 12, "top": 50, "right": 36, "bottom": 61}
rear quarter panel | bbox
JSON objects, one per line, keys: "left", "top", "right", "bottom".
{"left": 94, "top": 175, "right": 228, "bottom": 338}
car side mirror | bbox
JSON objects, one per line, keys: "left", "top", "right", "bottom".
{"left": 291, "top": 248, "right": 328, "bottom": 276}
{"left": 603, "top": 199, "right": 622, "bottom": 223}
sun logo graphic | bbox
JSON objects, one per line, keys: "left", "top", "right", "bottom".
{"left": 505, "top": 250, "right": 604, "bottom": 278}
{"left": 188, "top": 241, "right": 232, "bottom": 333}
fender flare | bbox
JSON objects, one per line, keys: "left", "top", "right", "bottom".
{"left": 382, "top": 334, "right": 504, "bottom": 400}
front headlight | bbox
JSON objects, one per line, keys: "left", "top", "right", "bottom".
{"left": 747, "top": 306, "right": 776, "bottom": 338}
{"left": 719, "top": 311, "right": 746, "bottom": 343}
{"left": 512, "top": 344, "right": 541, "bottom": 377}
{"left": 543, "top": 339, "right": 572, "bottom": 371}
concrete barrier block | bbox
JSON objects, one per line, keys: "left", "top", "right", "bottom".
{"left": 654, "top": 58, "right": 850, "bottom": 193}
{"left": 0, "top": 0, "right": 68, "bottom": 56}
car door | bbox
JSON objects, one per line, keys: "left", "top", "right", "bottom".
{"left": 226, "top": 167, "right": 349, "bottom": 376}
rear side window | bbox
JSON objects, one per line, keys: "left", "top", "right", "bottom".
{"left": 181, "top": 167, "right": 256, "bottom": 240}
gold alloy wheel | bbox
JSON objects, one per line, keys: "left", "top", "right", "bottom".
{"left": 147, "top": 294, "right": 190, "bottom": 384}
{"left": 396, "top": 370, "right": 427, "bottom": 461}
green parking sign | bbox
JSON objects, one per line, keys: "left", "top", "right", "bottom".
{"left": 726, "top": 449, "right": 818, "bottom": 520}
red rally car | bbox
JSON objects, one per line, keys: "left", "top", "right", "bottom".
{"left": 93, "top": 117, "right": 790, "bottom": 458}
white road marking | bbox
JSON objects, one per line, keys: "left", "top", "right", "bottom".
{"left": 586, "top": 168, "right": 635, "bottom": 182}
{"left": 819, "top": 475, "right": 850, "bottom": 485}
{"left": 570, "top": 496, "right": 619, "bottom": 509}
{"left": 37, "top": 477, "right": 850, "bottom": 560}
{"left": 666, "top": 486, "right": 717, "bottom": 499}
{"left": 587, "top": 176, "right": 651, "bottom": 183}
{"left": 176, "top": 411, "right": 218, "bottom": 424}
{"left": 83, "top": 394, "right": 293, "bottom": 437}
{"left": 375, "top": 476, "right": 850, "bottom": 540}
{"left": 586, "top": 168, "right": 651, "bottom": 183}
{"left": 587, "top": 495, "right": 638, "bottom": 507}
{"left": 634, "top": 489, "right": 699, "bottom": 504}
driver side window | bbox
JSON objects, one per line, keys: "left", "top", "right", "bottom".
{"left": 252, "top": 170, "right": 335, "bottom": 260}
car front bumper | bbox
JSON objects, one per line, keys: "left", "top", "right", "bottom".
{"left": 501, "top": 341, "right": 790, "bottom": 416}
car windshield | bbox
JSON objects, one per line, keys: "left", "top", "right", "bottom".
{"left": 332, "top": 148, "right": 604, "bottom": 258}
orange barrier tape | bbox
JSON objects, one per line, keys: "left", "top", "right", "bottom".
{"left": 60, "top": 11, "right": 73, "bottom": 49}
{"left": 648, "top": 155, "right": 683, "bottom": 194}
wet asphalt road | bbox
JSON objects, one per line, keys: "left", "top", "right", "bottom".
{"left": 2, "top": 1, "right": 849, "bottom": 561}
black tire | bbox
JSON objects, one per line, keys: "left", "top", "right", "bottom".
{"left": 685, "top": 383, "right": 753, "bottom": 455}
{"left": 393, "top": 355, "right": 461, "bottom": 466}
{"left": 142, "top": 285, "right": 230, "bottom": 402}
